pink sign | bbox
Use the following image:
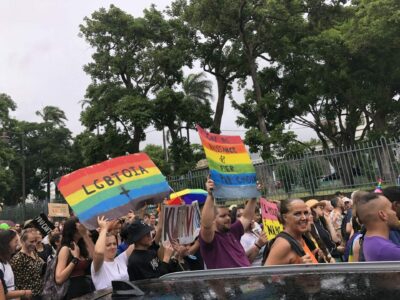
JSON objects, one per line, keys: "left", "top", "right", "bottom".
{"left": 260, "top": 198, "right": 280, "bottom": 221}
{"left": 260, "top": 198, "right": 282, "bottom": 240}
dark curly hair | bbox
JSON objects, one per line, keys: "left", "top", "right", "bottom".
{"left": 0, "top": 230, "right": 17, "bottom": 263}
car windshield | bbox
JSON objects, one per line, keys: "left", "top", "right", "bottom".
{"left": 79, "top": 262, "right": 400, "bottom": 300}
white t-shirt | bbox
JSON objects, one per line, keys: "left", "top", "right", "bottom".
{"left": 91, "top": 251, "right": 129, "bottom": 290}
{"left": 240, "top": 224, "right": 265, "bottom": 267}
{"left": 0, "top": 262, "right": 15, "bottom": 291}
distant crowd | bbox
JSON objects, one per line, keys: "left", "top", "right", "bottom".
{"left": 0, "top": 178, "right": 399, "bottom": 299}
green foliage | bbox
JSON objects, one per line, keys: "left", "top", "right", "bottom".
{"left": 142, "top": 144, "right": 171, "bottom": 176}
{"left": 152, "top": 81, "right": 213, "bottom": 174}
{"left": 171, "top": 0, "right": 247, "bottom": 132}
{"left": 79, "top": 5, "right": 191, "bottom": 153}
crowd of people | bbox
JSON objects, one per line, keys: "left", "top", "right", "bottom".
{"left": 0, "top": 178, "right": 399, "bottom": 299}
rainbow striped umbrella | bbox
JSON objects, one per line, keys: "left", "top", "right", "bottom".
{"left": 169, "top": 189, "right": 208, "bottom": 204}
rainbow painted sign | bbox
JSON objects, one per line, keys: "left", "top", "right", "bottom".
{"left": 197, "top": 125, "right": 260, "bottom": 199}
{"left": 57, "top": 153, "right": 170, "bottom": 228}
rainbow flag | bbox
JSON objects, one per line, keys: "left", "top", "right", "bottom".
{"left": 57, "top": 153, "right": 170, "bottom": 228}
{"left": 197, "top": 125, "right": 260, "bottom": 199}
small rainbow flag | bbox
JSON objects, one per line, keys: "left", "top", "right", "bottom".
{"left": 57, "top": 153, "right": 170, "bottom": 228}
{"left": 197, "top": 125, "right": 260, "bottom": 199}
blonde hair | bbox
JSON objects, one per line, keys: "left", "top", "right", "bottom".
{"left": 20, "top": 228, "right": 38, "bottom": 242}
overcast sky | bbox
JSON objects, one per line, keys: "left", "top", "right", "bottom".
{"left": 0, "top": 0, "right": 315, "bottom": 149}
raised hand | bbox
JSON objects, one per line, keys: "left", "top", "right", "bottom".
{"left": 256, "top": 231, "right": 268, "bottom": 247}
{"left": 97, "top": 216, "right": 109, "bottom": 231}
{"left": 205, "top": 177, "right": 215, "bottom": 194}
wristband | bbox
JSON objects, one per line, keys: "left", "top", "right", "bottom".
{"left": 254, "top": 243, "right": 261, "bottom": 250}
{"left": 71, "top": 257, "right": 79, "bottom": 265}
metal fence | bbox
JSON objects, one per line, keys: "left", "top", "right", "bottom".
{"left": 0, "top": 200, "right": 49, "bottom": 224}
{"left": 168, "top": 138, "right": 400, "bottom": 200}
{"left": 2, "top": 138, "right": 400, "bottom": 223}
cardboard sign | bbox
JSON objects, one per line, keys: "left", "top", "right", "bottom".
{"left": 48, "top": 203, "right": 70, "bottom": 217}
{"left": 260, "top": 198, "right": 283, "bottom": 240}
{"left": 161, "top": 202, "right": 201, "bottom": 244}
{"left": 197, "top": 125, "right": 260, "bottom": 199}
{"left": 57, "top": 153, "right": 171, "bottom": 228}
{"left": 30, "top": 214, "right": 55, "bottom": 236}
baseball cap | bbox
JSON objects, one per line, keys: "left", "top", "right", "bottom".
{"left": 126, "top": 220, "right": 153, "bottom": 244}
{"left": 343, "top": 197, "right": 352, "bottom": 204}
{"left": 0, "top": 223, "right": 10, "bottom": 230}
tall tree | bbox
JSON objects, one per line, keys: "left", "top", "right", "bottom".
{"left": 182, "top": 72, "right": 213, "bottom": 141}
{"left": 35, "top": 106, "right": 67, "bottom": 127}
{"left": 171, "top": 0, "right": 247, "bottom": 133}
{"left": 80, "top": 5, "right": 190, "bottom": 153}
{"left": 153, "top": 82, "right": 213, "bottom": 174}
{"left": 0, "top": 93, "right": 17, "bottom": 204}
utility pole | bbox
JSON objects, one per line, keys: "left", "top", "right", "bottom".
{"left": 21, "top": 133, "right": 26, "bottom": 221}
{"left": 162, "top": 127, "right": 169, "bottom": 162}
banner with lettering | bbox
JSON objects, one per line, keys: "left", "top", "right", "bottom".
{"left": 196, "top": 125, "right": 260, "bottom": 199}
{"left": 57, "top": 153, "right": 171, "bottom": 228}
{"left": 30, "top": 214, "right": 55, "bottom": 236}
{"left": 161, "top": 202, "right": 201, "bottom": 244}
{"left": 260, "top": 198, "right": 283, "bottom": 240}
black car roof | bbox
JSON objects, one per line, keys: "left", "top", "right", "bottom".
{"left": 76, "top": 262, "right": 400, "bottom": 299}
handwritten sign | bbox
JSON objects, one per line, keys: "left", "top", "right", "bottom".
{"left": 196, "top": 125, "right": 260, "bottom": 199}
{"left": 161, "top": 202, "right": 201, "bottom": 244}
{"left": 30, "top": 214, "right": 55, "bottom": 236}
{"left": 57, "top": 153, "right": 171, "bottom": 228}
{"left": 48, "top": 203, "right": 70, "bottom": 218}
{"left": 260, "top": 198, "right": 283, "bottom": 240}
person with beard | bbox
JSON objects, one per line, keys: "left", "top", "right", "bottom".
{"left": 199, "top": 178, "right": 259, "bottom": 269}
{"left": 382, "top": 186, "right": 400, "bottom": 245}
{"left": 357, "top": 192, "right": 400, "bottom": 261}
{"left": 264, "top": 199, "right": 317, "bottom": 265}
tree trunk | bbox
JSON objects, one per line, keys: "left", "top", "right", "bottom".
{"left": 132, "top": 127, "right": 143, "bottom": 153}
{"left": 186, "top": 126, "right": 190, "bottom": 143}
{"left": 248, "top": 57, "right": 270, "bottom": 159}
{"left": 211, "top": 78, "right": 228, "bottom": 134}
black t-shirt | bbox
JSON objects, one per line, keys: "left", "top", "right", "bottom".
{"left": 37, "top": 244, "right": 53, "bottom": 262}
{"left": 314, "top": 219, "right": 336, "bottom": 252}
{"left": 127, "top": 243, "right": 169, "bottom": 281}
{"left": 184, "top": 250, "right": 204, "bottom": 271}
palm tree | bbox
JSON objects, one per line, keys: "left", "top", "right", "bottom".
{"left": 35, "top": 106, "right": 67, "bottom": 126}
{"left": 182, "top": 73, "right": 213, "bottom": 142}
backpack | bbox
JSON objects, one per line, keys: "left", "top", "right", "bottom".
{"left": 42, "top": 251, "right": 71, "bottom": 300}
{"left": 261, "top": 232, "right": 306, "bottom": 265}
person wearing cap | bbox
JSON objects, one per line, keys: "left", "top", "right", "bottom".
{"left": 91, "top": 216, "right": 135, "bottom": 290}
{"left": 0, "top": 224, "right": 9, "bottom": 231}
{"left": 306, "top": 200, "right": 337, "bottom": 263}
{"left": 127, "top": 211, "right": 174, "bottom": 281}
{"left": 342, "top": 197, "right": 353, "bottom": 242}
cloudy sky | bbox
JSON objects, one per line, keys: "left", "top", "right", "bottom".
{"left": 0, "top": 0, "right": 314, "bottom": 148}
